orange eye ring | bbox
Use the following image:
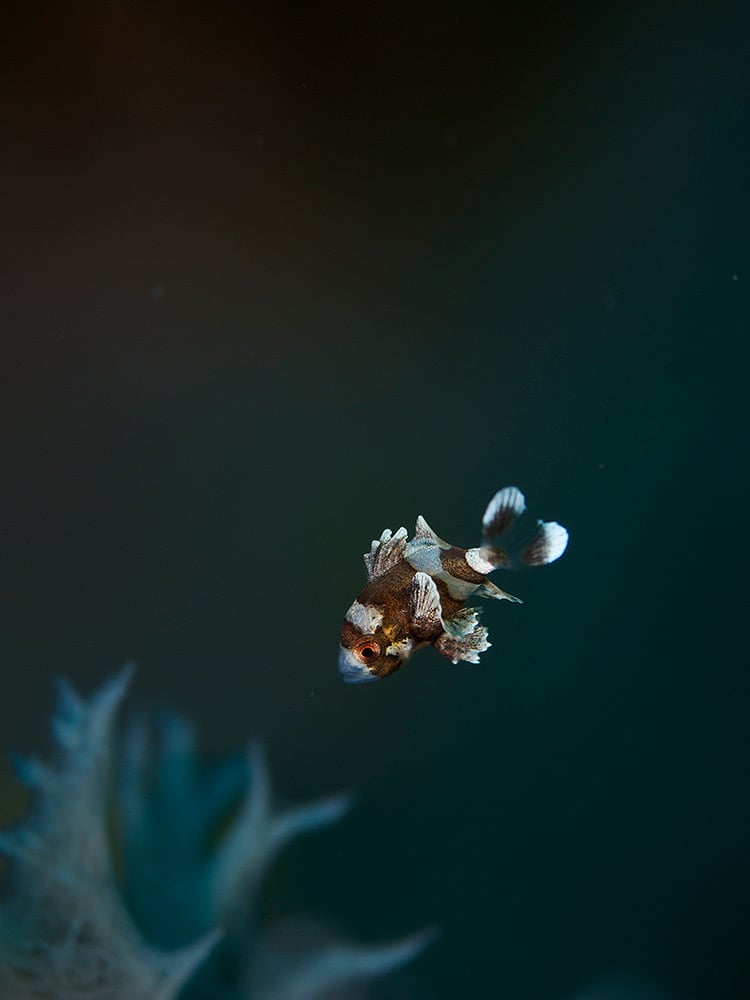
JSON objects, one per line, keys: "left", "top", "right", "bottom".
{"left": 354, "top": 638, "right": 381, "bottom": 663}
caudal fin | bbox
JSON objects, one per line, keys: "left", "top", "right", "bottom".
{"left": 467, "top": 486, "right": 568, "bottom": 572}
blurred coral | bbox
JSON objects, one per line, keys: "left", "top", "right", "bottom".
{"left": 0, "top": 667, "right": 432, "bottom": 999}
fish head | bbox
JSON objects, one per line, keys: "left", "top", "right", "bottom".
{"left": 338, "top": 600, "right": 413, "bottom": 683}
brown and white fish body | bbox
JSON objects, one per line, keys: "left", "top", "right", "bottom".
{"left": 338, "top": 487, "right": 568, "bottom": 683}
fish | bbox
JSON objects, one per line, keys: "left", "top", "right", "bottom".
{"left": 338, "top": 487, "right": 568, "bottom": 683}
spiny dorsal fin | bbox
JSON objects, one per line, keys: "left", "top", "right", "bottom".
{"left": 414, "top": 515, "right": 451, "bottom": 549}
{"left": 363, "top": 526, "right": 408, "bottom": 580}
{"left": 410, "top": 571, "right": 443, "bottom": 631}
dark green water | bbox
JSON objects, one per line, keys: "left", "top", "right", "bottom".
{"left": 1, "top": 3, "right": 748, "bottom": 998}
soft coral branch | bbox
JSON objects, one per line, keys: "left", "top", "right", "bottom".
{"left": 0, "top": 669, "right": 433, "bottom": 1000}
{"left": 0, "top": 666, "right": 217, "bottom": 1000}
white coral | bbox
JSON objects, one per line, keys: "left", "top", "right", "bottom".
{"left": 0, "top": 669, "right": 432, "bottom": 999}
{"left": 0, "top": 667, "right": 216, "bottom": 1000}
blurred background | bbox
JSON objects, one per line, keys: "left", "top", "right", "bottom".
{"left": 1, "top": 1, "right": 748, "bottom": 997}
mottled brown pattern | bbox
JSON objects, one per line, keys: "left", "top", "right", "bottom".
{"left": 340, "top": 565, "right": 408, "bottom": 672}
{"left": 339, "top": 620, "right": 366, "bottom": 649}
{"left": 355, "top": 561, "right": 417, "bottom": 614}
{"left": 340, "top": 551, "right": 483, "bottom": 666}
{"left": 339, "top": 561, "right": 451, "bottom": 678}
{"left": 439, "top": 546, "right": 486, "bottom": 584}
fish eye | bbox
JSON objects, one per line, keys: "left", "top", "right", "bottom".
{"left": 355, "top": 639, "right": 381, "bottom": 662}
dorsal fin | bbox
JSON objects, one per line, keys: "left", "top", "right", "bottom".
{"left": 363, "top": 526, "right": 408, "bottom": 580}
{"left": 413, "top": 515, "right": 451, "bottom": 549}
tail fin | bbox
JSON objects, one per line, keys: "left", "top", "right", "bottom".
{"left": 467, "top": 487, "right": 568, "bottom": 573}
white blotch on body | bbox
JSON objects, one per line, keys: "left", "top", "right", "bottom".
{"left": 465, "top": 548, "right": 496, "bottom": 574}
{"left": 345, "top": 601, "right": 384, "bottom": 633}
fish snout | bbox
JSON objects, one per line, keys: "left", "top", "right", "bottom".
{"left": 338, "top": 645, "right": 379, "bottom": 683}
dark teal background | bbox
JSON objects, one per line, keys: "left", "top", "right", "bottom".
{"left": 1, "top": 2, "right": 748, "bottom": 997}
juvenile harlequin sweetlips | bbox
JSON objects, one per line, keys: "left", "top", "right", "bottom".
{"left": 338, "top": 487, "right": 568, "bottom": 683}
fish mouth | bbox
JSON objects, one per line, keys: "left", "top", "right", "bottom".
{"left": 338, "top": 645, "right": 379, "bottom": 684}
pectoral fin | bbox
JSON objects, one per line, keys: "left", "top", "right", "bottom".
{"left": 410, "top": 572, "right": 443, "bottom": 636}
